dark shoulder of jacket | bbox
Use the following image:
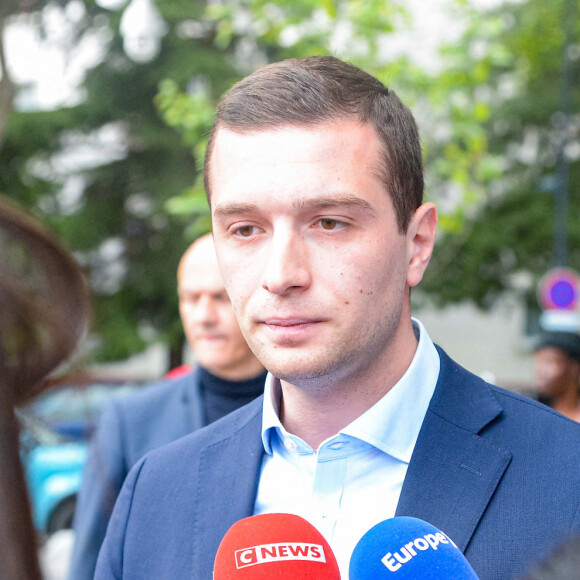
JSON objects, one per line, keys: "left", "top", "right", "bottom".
{"left": 138, "top": 395, "right": 264, "bottom": 465}
{"left": 110, "top": 370, "right": 199, "bottom": 418}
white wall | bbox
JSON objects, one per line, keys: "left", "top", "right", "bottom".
{"left": 416, "top": 296, "right": 535, "bottom": 391}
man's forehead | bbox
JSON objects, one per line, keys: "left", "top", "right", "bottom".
{"left": 536, "top": 347, "right": 571, "bottom": 360}
{"left": 178, "top": 265, "right": 226, "bottom": 295}
{"left": 212, "top": 120, "right": 371, "bottom": 147}
{"left": 210, "top": 121, "right": 384, "bottom": 180}
{"left": 178, "top": 241, "right": 225, "bottom": 292}
{"left": 209, "top": 122, "right": 385, "bottom": 203}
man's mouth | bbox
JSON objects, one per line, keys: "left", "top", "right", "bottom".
{"left": 196, "top": 334, "right": 226, "bottom": 341}
{"left": 263, "top": 316, "right": 323, "bottom": 326}
{"left": 259, "top": 318, "right": 325, "bottom": 340}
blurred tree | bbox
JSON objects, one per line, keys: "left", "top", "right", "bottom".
{"left": 0, "top": 0, "right": 40, "bottom": 139}
{"left": 1, "top": 0, "right": 207, "bottom": 366}
{"left": 418, "top": 0, "right": 580, "bottom": 313}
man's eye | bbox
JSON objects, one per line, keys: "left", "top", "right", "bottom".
{"left": 235, "top": 225, "right": 256, "bottom": 237}
{"left": 319, "top": 218, "right": 339, "bottom": 230}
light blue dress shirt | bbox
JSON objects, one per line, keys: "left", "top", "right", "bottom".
{"left": 254, "top": 318, "right": 440, "bottom": 578}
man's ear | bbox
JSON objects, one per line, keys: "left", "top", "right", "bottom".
{"left": 406, "top": 202, "right": 437, "bottom": 288}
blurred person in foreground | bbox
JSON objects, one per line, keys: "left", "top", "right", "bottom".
{"left": 533, "top": 331, "right": 580, "bottom": 421}
{"left": 0, "top": 196, "right": 89, "bottom": 580}
{"left": 96, "top": 57, "right": 580, "bottom": 580}
{"left": 67, "top": 233, "right": 266, "bottom": 580}
{"left": 519, "top": 534, "right": 580, "bottom": 580}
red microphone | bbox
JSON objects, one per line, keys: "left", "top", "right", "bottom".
{"left": 213, "top": 513, "right": 340, "bottom": 579}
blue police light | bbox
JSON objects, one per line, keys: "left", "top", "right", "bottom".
{"left": 538, "top": 268, "right": 580, "bottom": 311}
{"left": 550, "top": 279, "right": 576, "bottom": 309}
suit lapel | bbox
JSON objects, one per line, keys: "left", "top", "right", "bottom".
{"left": 191, "top": 402, "right": 265, "bottom": 579}
{"left": 396, "top": 348, "right": 511, "bottom": 552}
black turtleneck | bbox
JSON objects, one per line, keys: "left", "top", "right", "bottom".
{"left": 198, "top": 366, "right": 267, "bottom": 425}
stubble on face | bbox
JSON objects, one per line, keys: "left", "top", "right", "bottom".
{"left": 239, "top": 284, "right": 407, "bottom": 395}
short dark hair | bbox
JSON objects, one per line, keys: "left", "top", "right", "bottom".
{"left": 534, "top": 332, "right": 580, "bottom": 362}
{"left": 204, "top": 56, "right": 424, "bottom": 233}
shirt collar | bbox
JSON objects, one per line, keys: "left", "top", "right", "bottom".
{"left": 261, "top": 372, "right": 285, "bottom": 455}
{"left": 261, "top": 318, "right": 440, "bottom": 461}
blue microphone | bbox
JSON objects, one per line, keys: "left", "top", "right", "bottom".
{"left": 349, "top": 517, "right": 479, "bottom": 579}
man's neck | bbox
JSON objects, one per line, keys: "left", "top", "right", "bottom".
{"left": 278, "top": 323, "right": 419, "bottom": 450}
{"left": 206, "top": 361, "right": 266, "bottom": 382}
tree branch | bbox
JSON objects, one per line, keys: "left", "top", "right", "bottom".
{"left": 0, "top": 16, "right": 16, "bottom": 143}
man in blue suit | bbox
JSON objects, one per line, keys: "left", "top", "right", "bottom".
{"left": 67, "top": 235, "right": 266, "bottom": 580}
{"left": 96, "top": 57, "right": 580, "bottom": 580}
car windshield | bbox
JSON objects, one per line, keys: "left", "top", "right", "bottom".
{"left": 16, "top": 410, "right": 68, "bottom": 446}
{"left": 24, "top": 382, "right": 139, "bottom": 424}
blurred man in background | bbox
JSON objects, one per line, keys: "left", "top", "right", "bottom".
{"left": 534, "top": 331, "right": 580, "bottom": 422}
{"left": 67, "top": 233, "right": 266, "bottom": 580}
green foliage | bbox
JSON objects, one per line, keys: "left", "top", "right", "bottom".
{"left": 420, "top": 0, "right": 580, "bottom": 308}
{"left": 1, "top": 1, "right": 217, "bottom": 363}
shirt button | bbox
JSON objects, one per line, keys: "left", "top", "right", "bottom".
{"left": 329, "top": 442, "right": 343, "bottom": 450}
{"left": 284, "top": 438, "right": 297, "bottom": 452}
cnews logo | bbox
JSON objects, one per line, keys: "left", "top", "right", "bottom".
{"left": 235, "top": 542, "right": 326, "bottom": 569}
{"left": 381, "top": 531, "right": 458, "bottom": 572}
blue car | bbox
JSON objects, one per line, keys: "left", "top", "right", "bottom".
{"left": 26, "top": 382, "right": 139, "bottom": 440}
{"left": 19, "top": 412, "right": 88, "bottom": 534}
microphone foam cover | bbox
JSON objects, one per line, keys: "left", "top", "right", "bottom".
{"left": 214, "top": 513, "right": 340, "bottom": 579}
{"left": 349, "top": 516, "right": 479, "bottom": 579}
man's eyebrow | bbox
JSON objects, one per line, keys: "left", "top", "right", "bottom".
{"left": 293, "top": 195, "right": 375, "bottom": 213}
{"left": 212, "top": 202, "right": 258, "bottom": 217}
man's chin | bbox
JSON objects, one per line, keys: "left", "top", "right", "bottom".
{"left": 247, "top": 335, "right": 353, "bottom": 385}
{"left": 257, "top": 355, "right": 334, "bottom": 386}
{"left": 196, "top": 353, "right": 232, "bottom": 371}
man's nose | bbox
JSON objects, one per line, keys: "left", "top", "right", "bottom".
{"left": 194, "top": 295, "right": 218, "bottom": 324}
{"left": 261, "top": 231, "right": 311, "bottom": 295}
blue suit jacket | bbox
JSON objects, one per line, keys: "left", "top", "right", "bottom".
{"left": 95, "top": 349, "right": 580, "bottom": 580}
{"left": 68, "top": 370, "right": 205, "bottom": 580}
